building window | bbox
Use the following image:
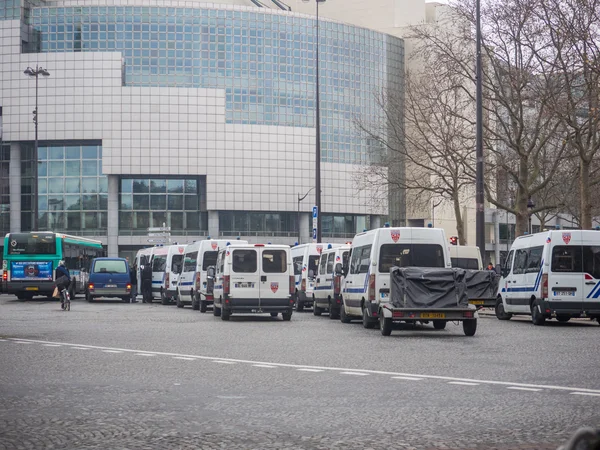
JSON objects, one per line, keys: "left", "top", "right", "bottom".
{"left": 0, "top": 144, "right": 10, "bottom": 238}
{"left": 219, "top": 211, "right": 298, "bottom": 237}
{"left": 321, "top": 214, "right": 369, "bottom": 239}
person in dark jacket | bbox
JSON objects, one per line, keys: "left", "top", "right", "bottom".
{"left": 141, "top": 262, "right": 153, "bottom": 303}
{"left": 129, "top": 262, "right": 138, "bottom": 303}
{"left": 55, "top": 260, "right": 71, "bottom": 307}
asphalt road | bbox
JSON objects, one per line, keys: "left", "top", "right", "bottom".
{"left": 1, "top": 294, "right": 599, "bottom": 449}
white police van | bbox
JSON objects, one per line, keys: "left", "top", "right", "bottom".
{"left": 496, "top": 229, "right": 600, "bottom": 325}
{"left": 213, "top": 243, "right": 294, "bottom": 320}
{"left": 291, "top": 242, "right": 341, "bottom": 311}
{"left": 134, "top": 246, "right": 155, "bottom": 301}
{"left": 163, "top": 244, "right": 186, "bottom": 305}
{"left": 176, "top": 239, "right": 247, "bottom": 311}
{"left": 313, "top": 244, "right": 351, "bottom": 319}
{"left": 340, "top": 226, "right": 452, "bottom": 326}
{"left": 450, "top": 245, "right": 483, "bottom": 270}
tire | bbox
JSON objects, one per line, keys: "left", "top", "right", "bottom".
{"left": 313, "top": 303, "right": 322, "bottom": 316}
{"left": 16, "top": 294, "right": 26, "bottom": 301}
{"left": 380, "top": 315, "right": 392, "bottom": 336}
{"left": 161, "top": 290, "right": 170, "bottom": 306}
{"left": 556, "top": 315, "right": 570, "bottom": 323}
{"left": 362, "top": 307, "right": 376, "bottom": 329}
{"left": 433, "top": 320, "right": 447, "bottom": 330}
{"left": 282, "top": 311, "right": 292, "bottom": 321}
{"left": 121, "top": 296, "right": 130, "bottom": 303}
{"left": 495, "top": 297, "right": 512, "bottom": 320}
{"left": 221, "top": 308, "right": 230, "bottom": 321}
{"left": 531, "top": 300, "right": 546, "bottom": 326}
{"left": 213, "top": 302, "right": 222, "bottom": 317}
{"left": 69, "top": 283, "right": 76, "bottom": 300}
{"left": 200, "top": 300, "right": 207, "bottom": 313}
{"left": 297, "top": 299, "right": 304, "bottom": 312}
{"left": 463, "top": 318, "right": 477, "bottom": 336}
{"left": 191, "top": 292, "right": 199, "bottom": 311}
{"left": 86, "top": 291, "right": 93, "bottom": 303}
{"left": 270, "top": 312, "right": 278, "bottom": 318}
{"left": 340, "top": 300, "right": 352, "bottom": 324}
{"left": 176, "top": 292, "right": 184, "bottom": 308}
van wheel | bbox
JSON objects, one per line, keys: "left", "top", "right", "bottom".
{"left": 162, "top": 290, "right": 170, "bottom": 306}
{"left": 362, "top": 308, "right": 376, "bottom": 329}
{"left": 380, "top": 315, "right": 392, "bottom": 336}
{"left": 282, "top": 311, "right": 292, "bottom": 321}
{"left": 340, "top": 300, "right": 351, "bottom": 324}
{"left": 121, "top": 296, "right": 130, "bottom": 303}
{"left": 69, "top": 283, "right": 76, "bottom": 300}
{"left": 463, "top": 319, "right": 477, "bottom": 336}
{"left": 213, "top": 303, "right": 221, "bottom": 317}
{"left": 329, "top": 301, "right": 340, "bottom": 320}
{"left": 313, "top": 303, "right": 322, "bottom": 316}
{"left": 297, "top": 299, "right": 304, "bottom": 312}
{"left": 221, "top": 308, "right": 230, "bottom": 321}
{"left": 556, "top": 315, "right": 570, "bottom": 323}
{"left": 433, "top": 320, "right": 447, "bottom": 330}
{"left": 531, "top": 300, "right": 546, "bottom": 326}
{"left": 495, "top": 297, "right": 512, "bottom": 320}
{"left": 191, "top": 292, "right": 199, "bottom": 310}
{"left": 200, "top": 300, "right": 207, "bottom": 313}
{"left": 176, "top": 293, "right": 184, "bottom": 308}
{"left": 86, "top": 291, "right": 93, "bottom": 302}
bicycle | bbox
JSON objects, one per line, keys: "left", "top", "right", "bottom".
{"left": 60, "top": 287, "right": 71, "bottom": 311}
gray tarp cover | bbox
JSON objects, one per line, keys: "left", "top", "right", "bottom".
{"left": 390, "top": 267, "right": 469, "bottom": 309}
{"left": 465, "top": 270, "right": 500, "bottom": 299}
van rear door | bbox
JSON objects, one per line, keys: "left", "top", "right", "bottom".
{"left": 230, "top": 247, "right": 260, "bottom": 309}
{"left": 259, "top": 247, "right": 289, "bottom": 309}
{"left": 549, "top": 232, "right": 583, "bottom": 313}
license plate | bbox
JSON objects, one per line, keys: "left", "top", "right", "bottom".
{"left": 421, "top": 312, "right": 445, "bottom": 319}
{"left": 235, "top": 282, "right": 253, "bottom": 288}
{"left": 25, "top": 287, "right": 38, "bottom": 291}
{"left": 554, "top": 291, "right": 575, "bottom": 296}
{"left": 105, "top": 284, "right": 117, "bottom": 288}
{"left": 469, "top": 300, "right": 485, "bottom": 305}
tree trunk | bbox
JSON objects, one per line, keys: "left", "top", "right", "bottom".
{"left": 580, "top": 158, "right": 592, "bottom": 229}
{"left": 453, "top": 195, "right": 466, "bottom": 246}
{"left": 515, "top": 158, "right": 530, "bottom": 236}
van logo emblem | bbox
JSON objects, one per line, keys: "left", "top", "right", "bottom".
{"left": 390, "top": 229, "right": 400, "bottom": 242}
{"left": 562, "top": 233, "right": 571, "bottom": 244}
{"left": 316, "top": 245, "right": 323, "bottom": 254}
{"left": 211, "top": 243, "right": 218, "bottom": 250}
{"left": 270, "top": 282, "right": 279, "bottom": 293}
{"left": 178, "top": 247, "right": 184, "bottom": 253}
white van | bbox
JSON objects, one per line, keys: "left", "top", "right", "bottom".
{"left": 148, "top": 245, "right": 170, "bottom": 304}
{"left": 496, "top": 230, "right": 600, "bottom": 325}
{"left": 340, "top": 226, "right": 452, "bottom": 326}
{"left": 291, "top": 243, "right": 341, "bottom": 311}
{"left": 176, "top": 239, "right": 247, "bottom": 311}
{"left": 313, "top": 244, "right": 351, "bottom": 319}
{"left": 450, "top": 245, "right": 483, "bottom": 270}
{"left": 213, "top": 243, "right": 294, "bottom": 320}
{"left": 163, "top": 244, "right": 186, "bottom": 305}
{"left": 135, "top": 247, "right": 155, "bottom": 301}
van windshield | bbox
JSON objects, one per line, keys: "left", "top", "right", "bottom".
{"left": 183, "top": 252, "right": 197, "bottom": 272}
{"left": 551, "top": 245, "right": 600, "bottom": 279}
{"left": 379, "top": 244, "right": 445, "bottom": 273}
{"left": 293, "top": 256, "right": 303, "bottom": 275}
{"left": 171, "top": 255, "right": 183, "bottom": 274}
{"left": 232, "top": 249, "right": 257, "bottom": 273}
{"left": 93, "top": 260, "right": 128, "bottom": 274}
{"left": 452, "top": 257, "right": 479, "bottom": 270}
{"left": 202, "top": 251, "right": 218, "bottom": 270}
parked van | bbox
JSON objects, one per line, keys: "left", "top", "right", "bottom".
{"left": 313, "top": 244, "right": 351, "bottom": 319}
{"left": 149, "top": 245, "right": 170, "bottom": 304}
{"left": 213, "top": 243, "right": 294, "bottom": 320}
{"left": 176, "top": 239, "right": 247, "bottom": 311}
{"left": 86, "top": 257, "right": 132, "bottom": 302}
{"left": 496, "top": 230, "right": 600, "bottom": 325}
{"left": 291, "top": 243, "right": 341, "bottom": 311}
{"left": 340, "top": 226, "right": 451, "bottom": 325}
{"left": 163, "top": 244, "right": 186, "bottom": 305}
{"left": 135, "top": 247, "right": 155, "bottom": 301}
{"left": 450, "top": 245, "right": 483, "bottom": 270}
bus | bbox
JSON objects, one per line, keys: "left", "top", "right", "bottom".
{"left": 2, "top": 232, "right": 105, "bottom": 300}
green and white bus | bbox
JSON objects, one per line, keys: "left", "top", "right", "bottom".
{"left": 2, "top": 232, "right": 105, "bottom": 300}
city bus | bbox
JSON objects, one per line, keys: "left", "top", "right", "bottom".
{"left": 2, "top": 232, "right": 105, "bottom": 300}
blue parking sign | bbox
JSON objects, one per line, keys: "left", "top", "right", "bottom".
{"left": 312, "top": 206, "right": 318, "bottom": 218}
{"left": 312, "top": 228, "right": 317, "bottom": 239}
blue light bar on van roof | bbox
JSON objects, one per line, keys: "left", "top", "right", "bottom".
{"left": 427, "top": 223, "right": 433, "bottom": 228}
{"left": 237, "top": 236, "right": 241, "bottom": 240}
{"left": 384, "top": 222, "right": 390, "bottom": 228}
{"left": 327, "top": 244, "right": 332, "bottom": 249}
{"left": 555, "top": 225, "right": 561, "bottom": 229}
{"left": 207, "top": 236, "right": 211, "bottom": 239}
{"left": 226, "top": 242, "right": 231, "bottom": 246}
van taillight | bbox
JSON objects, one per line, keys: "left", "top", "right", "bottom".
{"left": 368, "top": 274, "right": 376, "bottom": 301}
{"left": 289, "top": 276, "right": 295, "bottom": 295}
{"left": 301, "top": 278, "right": 306, "bottom": 292}
{"left": 541, "top": 273, "right": 548, "bottom": 299}
{"left": 334, "top": 275, "right": 341, "bottom": 295}
{"left": 195, "top": 272, "right": 201, "bottom": 290}
{"left": 223, "top": 275, "right": 230, "bottom": 295}
{"left": 2, "top": 270, "right": 7, "bottom": 281}
{"left": 165, "top": 272, "right": 170, "bottom": 287}
{"left": 126, "top": 284, "right": 131, "bottom": 292}
{"left": 88, "top": 283, "right": 94, "bottom": 291}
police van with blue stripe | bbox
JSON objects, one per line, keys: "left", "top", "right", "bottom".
{"left": 496, "top": 230, "right": 600, "bottom": 325}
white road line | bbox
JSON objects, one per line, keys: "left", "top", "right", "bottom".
{"left": 213, "top": 361, "right": 236, "bottom": 365}
{"left": 102, "top": 350, "right": 122, "bottom": 354}
{"left": 70, "top": 347, "right": 90, "bottom": 350}
{"left": 10, "top": 338, "right": 600, "bottom": 396}
{"left": 448, "top": 382, "right": 479, "bottom": 386}
{"left": 135, "top": 353, "right": 156, "bottom": 357}
{"left": 392, "top": 376, "right": 423, "bottom": 381}
{"left": 13, "top": 341, "right": 33, "bottom": 344}
{"left": 253, "top": 364, "right": 276, "bottom": 368}
{"left": 507, "top": 386, "right": 542, "bottom": 392}
{"left": 571, "top": 392, "right": 600, "bottom": 397}
{"left": 297, "top": 368, "right": 324, "bottom": 373}
{"left": 340, "top": 372, "right": 369, "bottom": 376}
{"left": 173, "top": 357, "right": 196, "bottom": 361}
{"left": 42, "top": 344, "right": 61, "bottom": 347}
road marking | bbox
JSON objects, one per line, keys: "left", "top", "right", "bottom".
{"left": 392, "top": 376, "right": 423, "bottom": 381}
{"left": 102, "top": 350, "right": 122, "bottom": 354}
{"left": 571, "top": 392, "right": 600, "bottom": 397}
{"left": 507, "top": 386, "right": 542, "bottom": 392}
{"left": 253, "top": 364, "right": 276, "bottom": 368}
{"left": 13, "top": 341, "right": 33, "bottom": 344}
{"left": 448, "top": 382, "right": 479, "bottom": 386}
{"left": 173, "top": 357, "right": 195, "bottom": 361}
{"left": 213, "top": 361, "right": 236, "bottom": 365}
{"left": 297, "top": 368, "right": 324, "bottom": 373}
{"left": 135, "top": 353, "right": 156, "bottom": 357}
{"left": 11, "top": 338, "right": 600, "bottom": 396}
{"left": 340, "top": 372, "right": 369, "bottom": 376}
{"left": 217, "top": 396, "right": 247, "bottom": 399}
{"left": 70, "top": 347, "right": 90, "bottom": 350}
{"left": 42, "top": 344, "right": 62, "bottom": 347}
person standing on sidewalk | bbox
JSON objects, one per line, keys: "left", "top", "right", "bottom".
{"left": 129, "top": 262, "right": 138, "bottom": 303}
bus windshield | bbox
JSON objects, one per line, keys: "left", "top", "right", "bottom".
{"left": 7, "top": 233, "right": 57, "bottom": 255}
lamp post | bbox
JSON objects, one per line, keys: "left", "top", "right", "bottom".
{"left": 302, "top": 0, "right": 325, "bottom": 243}
{"left": 475, "top": 0, "right": 485, "bottom": 253}
{"left": 297, "top": 187, "right": 315, "bottom": 245}
{"left": 24, "top": 65, "right": 50, "bottom": 231}
{"left": 527, "top": 197, "right": 535, "bottom": 234}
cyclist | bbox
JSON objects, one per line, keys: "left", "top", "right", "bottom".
{"left": 55, "top": 260, "right": 71, "bottom": 308}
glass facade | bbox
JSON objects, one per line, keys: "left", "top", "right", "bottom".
{"left": 26, "top": 4, "right": 404, "bottom": 164}
{"left": 321, "top": 214, "right": 368, "bottom": 239}
{"left": 119, "top": 177, "right": 208, "bottom": 235}
{"left": 219, "top": 211, "right": 298, "bottom": 237}
{"left": 0, "top": 144, "right": 9, "bottom": 237}
{"left": 0, "top": 0, "right": 20, "bottom": 20}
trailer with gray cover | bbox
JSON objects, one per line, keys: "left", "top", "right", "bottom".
{"left": 465, "top": 270, "right": 500, "bottom": 308}
{"left": 378, "top": 267, "right": 479, "bottom": 336}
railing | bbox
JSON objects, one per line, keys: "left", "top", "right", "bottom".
{"left": 219, "top": 231, "right": 297, "bottom": 238}
{"left": 118, "top": 229, "right": 208, "bottom": 237}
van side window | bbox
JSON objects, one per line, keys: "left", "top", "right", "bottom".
{"left": 217, "top": 252, "right": 225, "bottom": 274}
{"left": 504, "top": 250, "right": 514, "bottom": 273}
{"left": 319, "top": 254, "right": 328, "bottom": 275}
{"left": 326, "top": 252, "right": 335, "bottom": 274}
{"left": 358, "top": 246, "right": 371, "bottom": 274}
{"left": 342, "top": 251, "right": 349, "bottom": 268}
{"left": 512, "top": 249, "right": 528, "bottom": 275}
{"left": 152, "top": 256, "right": 166, "bottom": 272}
{"left": 232, "top": 249, "right": 257, "bottom": 273}
{"left": 584, "top": 246, "right": 600, "bottom": 279}
{"left": 525, "top": 246, "right": 544, "bottom": 273}
{"left": 183, "top": 251, "right": 197, "bottom": 272}
{"left": 551, "top": 246, "right": 581, "bottom": 272}
{"left": 262, "top": 250, "right": 287, "bottom": 273}
{"left": 293, "top": 256, "right": 303, "bottom": 276}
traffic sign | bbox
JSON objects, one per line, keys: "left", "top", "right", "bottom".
{"left": 147, "top": 238, "right": 167, "bottom": 243}
{"left": 148, "top": 232, "right": 171, "bottom": 237}
{"left": 312, "top": 206, "right": 318, "bottom": 218}
{"left": 312, "top": 217, "right": 318, "bottom": 229}
{"left": 147, "top": 226, "right": 171, "bottom": 232}
{"left": 312, "top": 228, "right": 317, "bottom": 240}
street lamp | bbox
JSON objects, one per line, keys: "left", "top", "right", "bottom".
{"left": 302, "top": 0, "right": 325, "bottom": 243}
{"left": 297, "top": 187, "right": 315, "bottom": 245}
{"left": 475, "top": 0, "right": 485, "bottom": 252}
{"left": 24, "top": 65, "right": 50, "bottom": 231}
{"left": 527, "top": 197, "right": 535, "bottom": 234}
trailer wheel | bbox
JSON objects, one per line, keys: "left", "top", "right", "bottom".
{"left": 433, "top": 320, "right": 447, "bottom": 330}
{"left": 463, "top": 318, "right": 477, "bottom": 336}
{"left": 380, "top": 315, "right": 392, "bottom": 336}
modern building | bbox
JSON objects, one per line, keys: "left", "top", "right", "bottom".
{"left": 0, "top": 0, "right": 405, "bottom": 257}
